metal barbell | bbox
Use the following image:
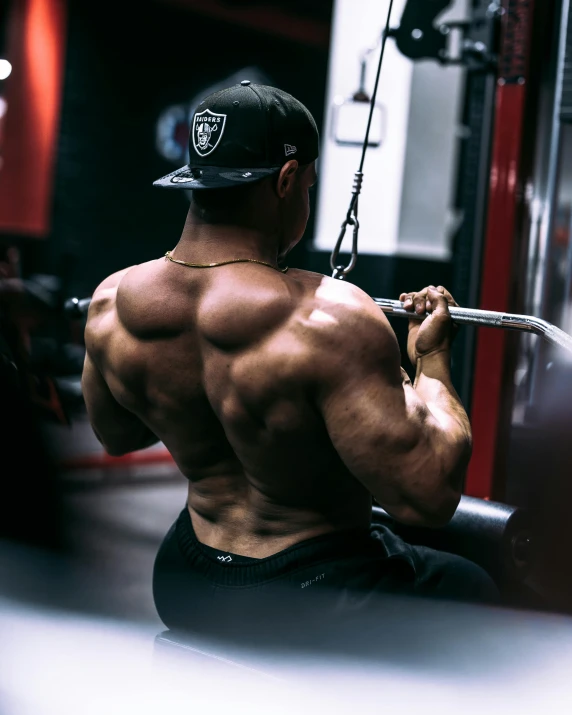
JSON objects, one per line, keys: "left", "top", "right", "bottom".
{"left": 374, "top": 299, "right": 572, "bottom": 354}
{"left": 65, "top": 296, "right": 572, "bottom": 355}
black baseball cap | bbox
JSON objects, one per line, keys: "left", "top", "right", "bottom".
{"left": 153, "top": 81, "right": 319, "bottom": 190}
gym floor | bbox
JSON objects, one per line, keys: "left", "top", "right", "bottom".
{"left": 0, "top": 468, "right": 187, "bottom": 626}
{"left": 63, "top": 480, "right": 187, "bottom": 623}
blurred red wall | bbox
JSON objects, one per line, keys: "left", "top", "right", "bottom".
{"left": 0, "top": 0, "right": 67, "bottom": 237}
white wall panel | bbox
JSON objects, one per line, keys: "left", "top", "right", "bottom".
{"left": 314, "top": 0, "right": 468, "bottom": 262}
{"left": 314, "top": 0, "right": 412, "bottom": 256}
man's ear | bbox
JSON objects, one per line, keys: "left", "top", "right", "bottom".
{"left": 275, "top": 160, "right": 299, "bottom": 198}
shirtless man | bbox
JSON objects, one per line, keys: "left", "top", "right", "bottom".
{"left": 83, "top": 83, "right": 497, "bottom": 634}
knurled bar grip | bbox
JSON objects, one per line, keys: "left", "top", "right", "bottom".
{"left": 374, "top": 298, "right": 572, "bottom": 355}
{"left": 65, "top": 295, "right": 572, "bottom": 354}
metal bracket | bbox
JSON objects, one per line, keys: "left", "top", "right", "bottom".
{"left": 387, "top": 0, "right": 502, "bottom": 70}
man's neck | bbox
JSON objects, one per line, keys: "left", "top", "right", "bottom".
{"left": 175, "top": 213, "right": 281, "bottom": 266}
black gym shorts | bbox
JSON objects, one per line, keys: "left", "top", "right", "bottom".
{"left": 153, "top": 507, "right": 499, "bottom": 640}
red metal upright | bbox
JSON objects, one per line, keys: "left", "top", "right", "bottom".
{"left": 465, "top": 0, "right": 535, "bottom": 499}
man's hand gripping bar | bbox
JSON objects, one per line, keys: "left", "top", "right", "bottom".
{"left": 374, "top": 298, "right": 572, "bottom": 355}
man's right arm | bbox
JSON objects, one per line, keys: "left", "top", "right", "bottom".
{"left": 310, "top": 285, "right": 471, "bottom": 528}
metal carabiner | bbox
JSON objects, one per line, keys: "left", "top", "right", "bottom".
{"left": 330, "top": 212, "right": 360, "bottom": 280}
{"left": 330, "top": 172, "right": 363, "bottom": 280}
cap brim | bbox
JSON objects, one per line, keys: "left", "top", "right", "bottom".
{"left": 153, "top": 164, "right": 281, "bottom": 190}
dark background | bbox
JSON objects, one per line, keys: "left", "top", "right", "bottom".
{"left": 26, "top": 0, "right": 331, "bottom": 297}
{"left": 23, "top": 0, "right": 449, "bottom": 322}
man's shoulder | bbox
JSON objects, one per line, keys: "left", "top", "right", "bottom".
{"left": 260, "top": 273, "right": 399, "bottom": 383}
{"left": 89, "top": 266, "right": 136, "bottom": 318}
{"left": 90, "top": 261, "right": 165, "bottom": 318}
{"left": 93, "top": 266, "right": 136, "bottom": 297}
{"left": 293, "top": 274, "right": 394, "bottom": 348}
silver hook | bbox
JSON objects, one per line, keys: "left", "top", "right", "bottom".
{"left": 330, "top": 213, "right": 360, "bottom": 280}
{"left": 331, "top": 172, "right": 363, "bottom": 280}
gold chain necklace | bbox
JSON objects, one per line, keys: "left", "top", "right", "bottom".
{"left": 164, "top": 251, "right": 288, "bottom": 274}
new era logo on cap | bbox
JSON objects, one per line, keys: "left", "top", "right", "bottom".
{"left": 153, "top": 82, "right": 319, "bottom": 190}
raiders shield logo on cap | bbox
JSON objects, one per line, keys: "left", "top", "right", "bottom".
{"left": 192, "top": 109, "right": 227, "bottom": 157}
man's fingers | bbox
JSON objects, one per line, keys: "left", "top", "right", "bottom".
{"left": 401, "top": 292, "right": 414, "bottom": 310}
{"left": 400, "top": 289, "right": 432, "bottom": 315}
{"left": 436, "top": 285, "right": 458, "bottom": 307}
{"left": 400, "top": 285, "right": 458, "bottom": 313}
{"left": 406, "top": 287, "right": 450, "bottom": 316}
{"left": 413, "top": 289, "right": 428, "bottom": 315}
{"left": 426, "top": 287, "right": 451, "bottom": 315}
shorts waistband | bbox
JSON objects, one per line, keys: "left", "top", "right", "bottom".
{"left": 175, "top": 507, "right": 378, "bottom": 587}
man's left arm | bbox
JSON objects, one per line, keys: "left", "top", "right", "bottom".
{"left": 82, "top": 351, "right": 159, "bottom": 457}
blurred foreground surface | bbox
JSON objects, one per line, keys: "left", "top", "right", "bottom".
{"left": 2, "top": 593, "right": 572, "bottom": 714}
{"left": 1, "top": 444, "right": 572, "bottom": 713}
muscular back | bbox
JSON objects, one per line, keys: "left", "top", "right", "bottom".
{"left": 85, "top": 259, "right": 379, "bottom": 555}
{"left": 85, "top": 256, "right": 468, "bottom": 556}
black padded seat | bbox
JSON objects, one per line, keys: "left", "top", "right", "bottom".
{"left": 373, "top": 495, "right": 533, "bottom": 586}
